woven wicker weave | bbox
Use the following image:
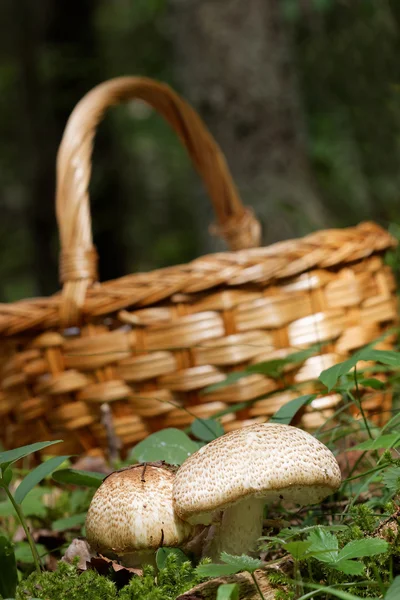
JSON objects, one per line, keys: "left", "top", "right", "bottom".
{"left": 0, "top": 76, "right": 398, "bottom": 458}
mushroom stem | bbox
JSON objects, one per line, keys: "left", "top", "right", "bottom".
{"left": 203, "top": 498, "right": 265, "bottom": 562}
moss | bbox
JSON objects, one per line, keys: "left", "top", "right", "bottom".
{"left": 120, "top": 555, "right": 204, "bottom": 600}
{"left": 348, "top": 504, "right": 378, "bottom": 534}
{"left": 15, "top": 561, "right": 117, "bottom": 600}
{"left": 14, "top": 554, "right": 204, "bottom": 600}
{"left": 268, "top": 571, "right": 295, "bottom": 600}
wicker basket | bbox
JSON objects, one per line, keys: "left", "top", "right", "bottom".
{"left": 0, "top": 76, "right": 398, "bottom": 459}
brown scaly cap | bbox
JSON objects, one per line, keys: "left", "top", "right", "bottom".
{"left": 173, "top": 423, "right": 342, "bottom": 524}
{"left": 86, "top": 462, "right": 193, "bottom": 556}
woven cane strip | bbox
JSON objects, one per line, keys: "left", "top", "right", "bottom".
{"left": 1, "top": 251, "right": 397, "bottom": 456}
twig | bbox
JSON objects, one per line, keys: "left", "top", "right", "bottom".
{"left": 373, "top": 504, "right": 400, "bottom": 537}
{"left": 100, "top": 403, "right": 121, "bottom": 466}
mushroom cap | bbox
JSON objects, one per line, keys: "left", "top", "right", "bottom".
{"left": 173, "top": 423, "right": 341, "bottom": 524}
{"left": 86, "top": 462, "right": 193, "bottom": 555}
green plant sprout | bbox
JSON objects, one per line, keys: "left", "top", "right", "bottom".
{"left": 197, "top": 553, "right": 267, "bottom": 600}
{"left": 0, "top": 440, "right": 70, "bottom": 576}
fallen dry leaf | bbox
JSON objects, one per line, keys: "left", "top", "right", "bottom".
{"left": 62, "top": 537, "right": 143, "bottom": 587}
{"left": 61, "top": 538, "right": 142, "bottom": 587}
{"left": 62, "top": 538, "right": 93, "bottom": 570}
{"left": 87, "top": 554, "right": 142, "bottom": 587}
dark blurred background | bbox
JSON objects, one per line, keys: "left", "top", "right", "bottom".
{"left": 0, "top": 0, "right": 399, "bottom": 302}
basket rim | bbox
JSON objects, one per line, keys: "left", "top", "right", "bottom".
{"left": 0, "top": 221, "right": 396, "bottom": 337}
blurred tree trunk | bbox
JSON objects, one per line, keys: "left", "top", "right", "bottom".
{"left": 8, "top": 0, "right": 57, "bottom": 296}
{"left": 8, "top": 0, "right": 129, "bottom": 296}
{"left": 169, "top": 0, "right": 329, "bottom": 248}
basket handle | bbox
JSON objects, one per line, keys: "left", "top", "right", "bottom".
{"left": 56, "top": 76, "right": 261, "bottom": 325}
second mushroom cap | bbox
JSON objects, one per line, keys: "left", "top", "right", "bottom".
{"left": 86, "top": 461, "right": 193, "bottom": 565}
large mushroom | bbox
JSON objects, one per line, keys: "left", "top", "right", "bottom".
{"left": 85, "top": 461, "right": 194, "bottom": 567}
{"left": 173, "top": 423, "right": 341, "bottom": 561}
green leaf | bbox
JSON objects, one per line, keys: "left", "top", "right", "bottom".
{"left": 332, "top": 559, "right": 365, "bottom": 575}
{"left": 130, "top": 428, "right": 199, "bottom": 465}
{"left": 1, "top": 467, "right": 13, "bottom": 487}
{"left": 0, "top": 487, "right": 50, "bottom": 518}
{"left": 0, "top": 440, "right": 62, "bottom": 470}
{"left": 284, "top": 541, "right": 312, "bottom": 560}
{"left": 52, "top": 512, "right": 87, "bottom": 531}
{"left": 319, "top": 347, "right": 400, "bottom": 391}
{"left": 306, "top": 530, "right": 387, "bottom": 576}
{"left": 338, "top": 538, "right": 388, "bottom": 561}
{"left": 362, "top": 349, "right": 400, "bottom": 367}
{"left": 247, "top": 359, "right": 289, "bottom": 379}
{"left": 319, "top": 354, "right": 362, "bottom": 391}
{"left": 217, "top": 583, "right": 240, "bottom": 600}
{"left": 219, "top": 553, "right": 263, "bottom": 572}
{"left": 0, "top": 535, "right": 18, "bottom": 598}
{"left": 306, "top": 527, "right": 338, "bottom": 563}
{"left": 302, "top": 581, "right": 379, "bottom": 600}
{"left": 69, "top": 488, "right": 93, "bottom": 513}
{"left": 196, "top": 564, "right": 240, "bottom": 578}
{"left": 203, "top": 372, "right": 249, "bottom": 393}
{"left": 279, "top": 524, "right": 347, "bottom": 540}
{"left": 14, "top": 541, "right": 46, "bottom": 563}
{"left": 269, "top": 395, "right": 316, "bottom": 425}
{"left": 20, "top": 486, "right": 52, "bottom": 518}
{"left": 0, "top": 500, "right": 14, "bottom": 517}
{"left": 156, "top": 547, "right": 189, "bottom": 569}
{"left": 14, "top": 455, "right": 71, "bottom": 504}
{"left": 248, "top": 346, "right": 318, "bottom": 378}
{"left": 383, "top": 466, "right": 400, "bottom": 493}
{"left": 357, "top": 378, "right": 385, "bottom": 389}
{"left": 385, "top": 576, "right": 400, "bottom": 600}
{"left": 352, "top": 434, "right": 400, "bottom": 451}
{"left": 204, "top": 345, "right": 320, "bottom": 392}
{"left": 52, "top": 468, "right": 106, "bottom": 488}
{"left": 190, "top": 418, "right": 225, "bottom": 442}
{"left": 196, "top": 553, "right": 263, "bottom": 579}
{"left": 329, "top": 560, "right": 365, "bottom": 575}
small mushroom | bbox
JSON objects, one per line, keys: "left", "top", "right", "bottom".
{"left": 85, "top": 462, "right": 194, "bottom": 567}
{"left": 173, "top": 423, "right": 341, "bottom": 561}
